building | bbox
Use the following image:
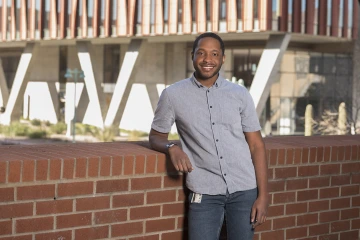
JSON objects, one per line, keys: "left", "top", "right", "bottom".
{"left": 0, "top": 0, "right": 359, "bottom": 136}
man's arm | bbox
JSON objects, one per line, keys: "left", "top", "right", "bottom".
{"left": 244, "top": 131, "right": 269, "bottom": 228}
{"left": 149, "top": 129, "right": 193, "bottom": 173}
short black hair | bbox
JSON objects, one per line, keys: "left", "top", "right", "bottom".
{"left": 192, "top": 32, "right": 225, "bottom": 55}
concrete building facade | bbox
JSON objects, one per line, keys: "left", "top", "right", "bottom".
{"left": 0, "top": 0, "right": 359, "bottom": 136}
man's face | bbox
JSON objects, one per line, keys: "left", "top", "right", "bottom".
{"left": 192, "top": 37, "right": 225, "bottom": 82}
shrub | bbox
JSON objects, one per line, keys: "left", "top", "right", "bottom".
{"left": 50, "top": 122, "right": 67, "bottom": 134}
{"left": 30, "top": 119, "right": 42, "bottom": 126}
{"left": 28, "top": 130, "right": 47, "bottom": 139}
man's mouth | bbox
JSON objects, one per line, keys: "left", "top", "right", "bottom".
{"left": 201, "top": 66, "right": 215, "bottom": 71}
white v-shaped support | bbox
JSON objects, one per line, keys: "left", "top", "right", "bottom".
{"left": 76, "top": 41, "right": 104, "bottom": 128}
{"left": 249, "top": 34, "right": 291, "bottom": 116}
{"left": 104, "top": 39, "right": 147, "bottom": 127}
{"left": 1, "top": 43, "right": 36, "bottom": 125}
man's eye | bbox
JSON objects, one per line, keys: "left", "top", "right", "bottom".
{"left": 197, "top": 52, "right": 203, "bottom": 55}
{"left": 212, "top": 53, "right": 218, "bottom": 56}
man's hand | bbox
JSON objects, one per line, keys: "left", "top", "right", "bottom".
{"left": 168, "top": 146, "right": 193, "bottom": 173}
{"left": 251, "top": 195, "right": 269, "bottom": 229}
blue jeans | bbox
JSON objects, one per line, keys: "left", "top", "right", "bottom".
{"left": 188, "top": 188, "right": 257, "bottom": 240}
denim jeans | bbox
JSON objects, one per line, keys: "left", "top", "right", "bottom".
{"left": 188, "top": 188, "right": 257, "bottom": 240}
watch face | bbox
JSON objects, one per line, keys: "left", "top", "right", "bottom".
{"left": 166, "top": 143, "right": 175, "bottom": 148}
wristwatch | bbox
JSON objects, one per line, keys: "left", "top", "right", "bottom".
{"left": 166, "top": 142, "right": 177, "bottom": 149}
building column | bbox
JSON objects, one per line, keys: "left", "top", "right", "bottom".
{"left": 249, "top": 34, "right": 291, "bottom": 116}
{"left": 104, "top": 39, "right": 147, "bottom": 127}
{"left": 0, "top": 43, "right": 36, "bottom": 125}
{"left": 0, "top": 59, "right": 9, "bottom": 108}
{"left": 352, "top": 2, "right": 360, "bottom": 133}
{"left": 76, "top": 41, "right": 104, "bottom": 128}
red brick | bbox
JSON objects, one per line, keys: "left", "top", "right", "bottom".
{"left": 0, "top": 220, "right": 12, "bottom": 235}
{"left": 309, "top": 200, "right": 330, "bottom": 212}
{"left": 17, "top": 184, "right": 55, "bottom": 200}
{"left": 57, "top": 213, "right": 92, "bottom": 229}
{"left": 0, "top": 162, "right": 7, "bottom": 183}
{"left": 286, "top": 227, "right": 307, "bottom": 239}
{"left": 309, "top": 147, "right": 317, "bottom": 163}
{"left": 331, "top": 198, "right": 351, "bottom": 209}
{"left": 302, "top": 148, "right": 309, "bottom": 163}
{"left": 353, "top": 196, "right": 360, "bottom": 207}
{"left": 331, "top": 175, "right": 350, "bottom": 186}
{"left": 319, "top": 234, "right": 339, "bottom": 240}
{"left": 62, "top": 158, "right": 75, "bottom": 179}
{"left": 286, "top": 179, "right": 307, "bottom": 190}
{"left": 331, "top": 146, "right": 338, "bottom": 161}
{"left": 0, "top": 235, "right": 32, "bottom": 240}
{"left": 340, "top": 231, "right": 359, "bottom": 240}
{"left": 286, "top": 148, "right": 294, "bottom": 164}
{"left": 129, "top": 235, "right": 160, "bottom": 240}
{"left": 267, "top": 205, "right": 284, "bottom": 217}
{"left": 0, "top": 203, "right": 33, "bottom": 219}
{"left": 320, "top": 187, "right": 340, "bottom": 199}
{"left": 178, "top": 189, "right": 186, "bottom": 201}
{"left": 22, "top": 160, "right": 35, "bottom": 182}
{"left": 146, "top": 155, "right": 157, "bottom": 173}
{"left": 49, "top": 159, "right": 61, "bottom": 180}
{"left": 269, "top": 149, "right": 278, "bottom": 165}
{"left": 254, "top": 219, "right": 272, "bottom": 231}
{"left": 320, "top": 211, "right": 340, "bottom": 223}
{"left": 351, "top": 145, "right": 358, "bottom": 160}
{"left": 268, "top": 168, "right": 274, "bottom": 179}
{"left": 162, "top": 231, "right": 184, "bottom": 240}
{"left": 273, "top": 216, "right": 295, "bottom": 229}
{"left": 331, "top": 220, "right": 350, "bottom": 232}
{"left": 96, "top": 179, "right": 128, "bottom": 193}
{"left": 294, "top": 148, "right": 302, "bottom": 164}
{"left": 352, "top": 219, "right": 360, "bottom": 229}
{"left": 36, "top": 159, "right": 48, "bottom": 181}
{"left": 286, "top": 203, "right": 308, "bottom": 215}
{"left": 320, "top": 164, "right": 340, "bottom": 175}
{"left": 124, "top": 155, "right": 135, "bottom": 175}
{"left": 342, "top": 162, "right": 360, "bottom": 174}
{"left": 112, "top": 156, "right": 123, "bottom": 176}
{"left": 317, "top": 147, "right": 324, "bottom": 162}
{"left": 111, "top": 222, "right": 143, "bottom": 237}
{"left": 135, "top": 155, "right": 145, "bottom": 174}
{"left": 163, "top": 203, "right": 185, "bottom": 216}
{"left": 309, "top": 223, "right": 330, "bottom": 236}
{"left": 278, "top": 149, "right": 285, "bottom": 165}
{"left": 130, "top": 206, "right": 161, "bottom": 220}
{"left": 352, "top": 174, "right": 360, "bottom": 184}
{"left": 131, "top": 177, "right": 161, "bottom": 190}
{"left": 146, "top": 218, "right": 175, "bottom": 233}
{"left": 297, "top": 213, "right": 318, "bottom": 226}
{"left": 57, "top": 181, "right": 93, "bottom": 197}
{"left": 147, "top": 190, "right": 176, "bottom": 204}
{"left": 274, "top": 167, "right": 297, "bottom": 179}
{"left": 345, "top": 146, "right": 351, "bottom": 160}
{"left": 113, "top": 193, "right": 144, "bottom": 207}
{"left": 156, "top": 154, "right": 167, "bottom": 173}
{"left": 75, "top": 157, "right": 87, "bottom": 178}
{"left": 261, "top": 230, "right": 284, "bottom": 240}
{"left": 16, "top": 217, "right": 53, "bottom": 233}
{"left": 76, "top": 196, "right": 110, "bottom": 211}
{"left": 100, "top": 156, "right": 111, "bottom": 176}
{"left": 341, "top": 208, "right": 359, "bottom": 220}
{"left": 324, "top": 146, "right": 331, "bottom": 162}
{"left": 164, "top": 175, "right": 183, "bottom": 188}
{"left": 297, "top": 189, "right": 318, "bottom": 201}
{"left": 95, "top": 209, "right": 127, "bottom": 224}
{"left": 0, "top": 188, "right": 14, "bottom": 202}
{"left": 268, "top": 180, "right": 285, "bottom": 192}
{"left": 341, "top": 185, "right": 359, "bottom": 196}
{"left": 75, "top": 226, "right": 109, "bottom": 240}
{"left": 337, "top": 146, "right": 345, "bottom": 161}
{"left": 36, "top": 199, "right": 73, "bottom": 215}
{"left": 88, "top": 157, "right": 100, "bottom": 177}
{"left": 298, "top": 165, "right": 319, "bottom": 177}
{"left": 8, "top": 161, "right": 21, "bottom": 182}
{"left": 35, "top": 230, "right": 72, "bottom": 240}
{"left": 309, "top": 177, "right": 330, "bottom": 188}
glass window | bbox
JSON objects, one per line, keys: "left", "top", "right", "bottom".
{"left": 327, "top": 0, "right": 332, "bottom": 27}
{"left": 339, "top": 0, "right": 344, "bottom": 28}
{"left": 87, "top": 0, "right": 93, "bottom": 35}
{"left": 220, "top": 0, "right": 226, "bottom": 20}
{"left": 77, "top": 0, "right": 82, "bottom": 30}
{"left": 253, "top": 0, "right": 258, "bottom": 19}
{"left": 348, "top": 0, "right": 353, "bottom": 28}
{"left": 15, "top": 0, "right": 21, "bottom": 36}
{"left": 178, "top": 0, "right": 183, "bottom": 22}
{"left": 100, "top": 0, "right": 105, "bottom": 28}
{"left": 111, "top": 0, "right": 117, "bottom": 34}
{"left": 66, "top": 0, "right": 71, "bottom": 36}
{"left": 191, "top": 0, "right": 196, "bottom": 21}
{"left": 237, "top": 0, "right": 242, "bottom": 20}
{"left": 163, "top": 0, "right": 168, "bottom": 23}
{"left": 44, "top": 0, "right": 50, "bottom": 36}
{"left": 206, "top": 0, "right": 211, "bottom": 21}
{"left": 150, "top": 0, "right": 155, "bottom": 25}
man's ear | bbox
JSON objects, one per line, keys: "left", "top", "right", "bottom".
{"left": 222, "top": 54, "right": 225, "bottom": 64}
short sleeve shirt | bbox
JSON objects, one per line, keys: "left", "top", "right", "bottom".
{"left": 151, "top": 74, "right": 261, "bottom": 195}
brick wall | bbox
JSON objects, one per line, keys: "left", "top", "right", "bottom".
{"left": 0, "top": 135, "right": 359, "bottom": 240}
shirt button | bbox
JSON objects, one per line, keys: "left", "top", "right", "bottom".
{"left": 210, "top": 106, "right": 212, "bottom": 108}
{"left": 220, "top": 156, "right": 223, "bottom": 159}
{"left": 212, "top": 122, "right": 215, "bottom": 125}
{"left": 216, "top": 139, "right": 219, "bottom": 142}
{"left": 224, "top": 173, "right": 227, "bottom": 176}
{"left": 207, "top": 90, "right": 210, "bottom": 92}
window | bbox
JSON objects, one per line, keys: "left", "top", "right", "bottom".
{"left": 219, "top": 0, "right": 226, "bottom": 20}
{"left": 87, "top": 0, "right": 93, "bottom": 36}
{"left": 163, "top": 0, "right": 168, "bottom": 23}
{"left": 44, "top": 0, "right": 50, "bottom": 37}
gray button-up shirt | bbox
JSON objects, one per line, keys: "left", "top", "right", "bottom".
{"left": 151, "top": 74, "right": 261, "bottom": 195}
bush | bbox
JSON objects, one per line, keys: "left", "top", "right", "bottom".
{"left": 28, "top": 130, "right": 47, "bottom": 139}
{"left": 50, "top": 122, "right": 67, "bottom": 134}
{"left": 30, "top": 119, "right": 42, "bottom": 126}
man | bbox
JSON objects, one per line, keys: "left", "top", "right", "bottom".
{"left": 149, "top": 32, "right": 268, "bottom": 240}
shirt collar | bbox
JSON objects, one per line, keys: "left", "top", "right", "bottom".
{"left": 190, "top": 73, "right": 225, "bottom": 89}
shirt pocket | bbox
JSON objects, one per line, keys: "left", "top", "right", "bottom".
{"left": 220, "top": 104, "right": 242, "bottom": 126}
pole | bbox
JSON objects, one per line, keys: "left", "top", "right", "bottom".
{"left": 73, "top": 69, "right": 77, "bottom": 143}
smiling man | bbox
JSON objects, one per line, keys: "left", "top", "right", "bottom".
{"left": 149, "top": 32, "right": 269, "bottom": 240}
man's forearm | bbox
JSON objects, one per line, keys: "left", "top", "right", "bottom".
{"left": 252, "top": 146, "right": 268, "bottom": 197}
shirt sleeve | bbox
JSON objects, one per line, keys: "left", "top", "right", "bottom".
{"left": 240, "top": 89, "right": 262, "bottom": 132}
{"left": 151, "top": 89, "right": 175, "bottom": 133}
